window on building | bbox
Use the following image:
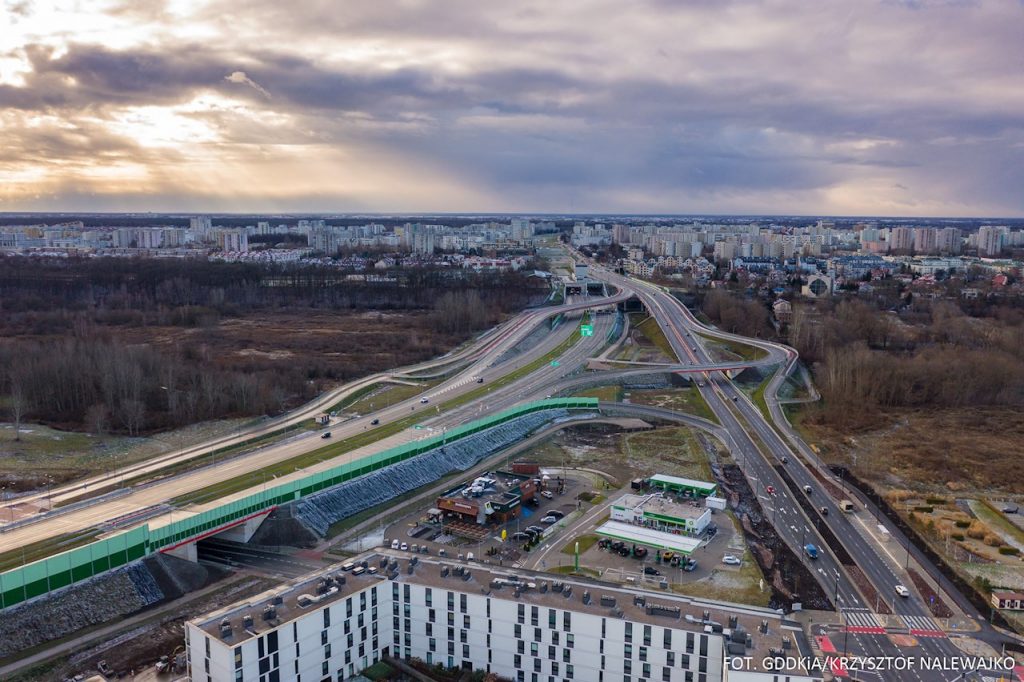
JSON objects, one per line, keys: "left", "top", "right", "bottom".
{"left": 642, "top": 663, "right": 651, "bottom": 679}
{"left": 463, "top": 615, "right": 471, "bottom": 629}
{"left": 530, "top": 642, "right": 539, "bottom": 656}
{"left": 515, "top": 624, "right": 522, "bottom": 638}
{"left": 532, "top": 606, "right": 540, "bottom": 626}
{"left": 625, "top": 623, "right": 633, "bottom": 643}
{"left": 425, "top": 588, "right": 432, "bottom": 607}
{"left": 552, "top": 632, "right": 559, "bottom": 646}
{"left": 666, "top": 652, "right": 675, "bottom": 667}
{"left": 685, "top": 633, "right": 694, "bottom": 653}
{"left": 463, "top": 644, "right": 470, "bottom": 658}
{"left": 460, "top": 630, "right": 468, "bottom": 644}
{"left": 643, "top": 625, "right": 651, "bottom": 646}
{"left": 624, "top": 643, "right": 633, "bottom": 659}
{"left": 321, "top": 631, "right": 328, "bottom": 646}
{"left": 548, "top": 645, "right": 556, "bottom": 660}
{"left": 639, "top": 647, "right": 647, "bottom": 662}
{"left": 563, "top": 612, "right": 571, "bottom": 632}
{"left": 426, "top": 622, "right": 433, "bottom": 637}
{"left": 566, "top": 664, "right": 574, "bottom": 679}
{"left": 324, "top": 643, "right": 331, "bottom": 659}
{"left": 624, "top": 660, "right": 632, "bottom": 675}
{"left": 346, "top": 598, "right": 353, "bottom": 618}
{"left": 551, "top": 662, "right": 559, "bottom": 676}
{"left": 429, "top": 637, "right": 437, "bottom": 652}
{"left": 460, "top": 594, "right": 468, "bottom": 613}
{"left": 403, "top": 584, "right": 410, "bottom": 602}
{"left": 519, "top": 604, "right": 526, "bottom": 624}
{"left": 699, "top": 636, "right": 707, "bottom": 657}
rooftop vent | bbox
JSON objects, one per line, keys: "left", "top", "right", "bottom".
{"left": 599, "top": 595, "right": 616, "bottom": 607}
{"left": 633, "top": 595, "right": 646, "bottom": 607}
{"left": 759, "top": 619, "right": 768, "bottom": 634}
{"left": 563, "top": 586, "right": 572, "bottom": 599}
{"left": 379, "top": 557, "right": 389, "bottom": 568}
{"left": 552, "top": 582, "right": 564, "bottom": 593}
{"left": 441, "top": 566, "right": 450, "bottom": 578}
{"left": 728, "top": 615, "right": 738, "bottom": 629}
{"left": 272, "top": 596, "right": 283, "bottom": 606}
{"left": 582, "top": 591, "right": 591, "bottom": 605}
{"left": 539, "top": 582, "right": 548, "bottom": 594}
{"left": 242, "top": 615, "right": 254, "bottom": 630}
{"left": 462, "top": 570, "right": 472, "bottom": 582}
{"left": 262, "top": 605, "right": 277, "bottom": 622}
{"left": 407, "top": 564, "right": 415, "bottom": 575}
{"left": 220, "top": 624, "right": 233, "bottom": 639}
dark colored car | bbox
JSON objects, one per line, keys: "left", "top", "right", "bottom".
{"left": 321, "top": 432, "right": 332, "bottom": 439}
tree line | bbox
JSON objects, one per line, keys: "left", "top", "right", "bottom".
{"left": 0, "top": 257, "right": 545, "bottom": 436}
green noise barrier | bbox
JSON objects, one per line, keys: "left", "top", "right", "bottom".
{"left": 0, "top": 398, "right": 597, "bottom": 610}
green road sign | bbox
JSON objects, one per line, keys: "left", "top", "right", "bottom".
{"left": 580, "top": 325, "right": 594, "bottom": 337}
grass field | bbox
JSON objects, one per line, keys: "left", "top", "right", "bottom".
{"left": 343, "top": 382, "right": 433, "bottom": 415}
{"left": 623, "top": 428, "right": 714, "bottom": 482}
{"left": 633, "top": 315, "right": 679, "bottom": 361}
{"left": 696, "top": 334, "right": 767, "bottom": 362}
{"left": 627, "top": 388, "right": 719, "bottom": 424}
{"left": 561, "top": 534, "right": 599, "bottom": 555}
{"left": 573, "top": 385, "right": 623, "bottom": 402}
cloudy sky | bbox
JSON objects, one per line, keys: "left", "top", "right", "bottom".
{"left": 1, "top": 0, "right": 1022, "bottom": 216}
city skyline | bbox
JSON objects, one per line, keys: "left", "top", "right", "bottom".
{"left": 2, "top": 0, "right": 1023, "bottom": 217}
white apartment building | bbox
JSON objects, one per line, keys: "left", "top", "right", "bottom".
{"left": 186, "top": 551, "right": 816, "bottom": 682}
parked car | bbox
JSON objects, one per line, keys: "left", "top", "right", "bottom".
{"left": 321, "top": 431, "right": 332, "bottom": 439}
{"left": 527, "top": 525, "right": 545, "bottom": 534}
{"left": 632, "top": 546, "right": 648, "bottom": 559}
{"left": 644, "top": 566, "right": 660, "bottom": 576}
{"left": 683, "top": 559, "right": 698, "bottom": 572}
{"left": 895, "top": 584, "right": 910, "bottom": 598}
{"left": 540, "top": 515, "right": 558, "bottom": 524}
{"left": 722, "top": 555, "right": 741, "bottom": 566}
{"left": 400, "top": 542, "right": 408, "bottom": 551}
{"left": 547, "top": 510, "right": 565, "bottom": 519}
{"left": 512, "top": 532, "right": 531, "bottom": 541}
{"left": 391, "top": 539, "right": 399, "bottom": 549}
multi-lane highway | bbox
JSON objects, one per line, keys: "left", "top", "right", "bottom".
{"left": 579, "top": 257, "right": 1012, "bottom": 678}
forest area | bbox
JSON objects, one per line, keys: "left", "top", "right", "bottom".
{"left": 0, "top": 256, "right": 546, "bottom": 435}
{"left": 699, "top": 288, "right": 1024, "bottom": 429}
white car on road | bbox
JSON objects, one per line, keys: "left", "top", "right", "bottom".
{"left": 895, "top": 584, "right": 910, "bottom": 598}
{"left": 722, "top": 555, "right": 741, "bottom": 566}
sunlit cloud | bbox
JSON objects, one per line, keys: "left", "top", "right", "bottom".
{"left": 0, "top": 0, "right": 1021, "bottom": 215}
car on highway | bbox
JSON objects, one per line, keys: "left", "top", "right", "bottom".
{"left": 420, "top": 397, "right": 429, "bottom": 404}
{"left": 804, "top": 544, "right": 819, "bottom": 560}
{"left": 781, "top": 456, "right": 789, "bottom": 464}
{"left": 644, "top": 566, "right": 660, "bottom": 576}
{"left": 540, "top": 515, "right": 559, "bottom": 524}
{"left": 477, "top": 377, "right": 484, "bottom": 383}
{"left": 895, "top": 584, "right": 910, "bottom": 598}
{"left": 765, "top": 485, "right": 776, "bottom": 495}
{"left": 732, "top": 396, "right": 738, "bottom": 401}
{"left": 722, "top": 555, "right": 741, "bottom": 565}
{"left": 321, "top": 431, "right": 331, "bottom": 439}
{"left": 820, "top": 506, "right": 829, "bottom": 516}
{"left": 371, "top": 418, "right": 380, "bottom": 425}
{"left": 803, "top": 485, "right": 812, "bottom": 494}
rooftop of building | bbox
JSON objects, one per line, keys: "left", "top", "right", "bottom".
{"left": 648, "top": 474, "right": 717, "bottom": 492}
{"left": 613, "top": 494, "right": 708, "bottom": 521}
{"left": 191, "top": 549, "right": 804, "bottom": 671}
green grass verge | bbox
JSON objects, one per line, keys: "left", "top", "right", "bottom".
{"left": 628, "top": 388, "right": 719, "bottom": 425}
{"left": 344, "top": 382, "right": 433, "bottom": 415}
{"left": 560, "top": 534, "right": 598, "bottom": 555}
{"left": 633, "top": 315, "right": 679, "bottom": 361}
{"left": 975, "top": 500, "right": 1024, "bottom": 548}
{"left": 0, "top": 529, "right": 100, "bottom": 571}
{"left": 751, "top": 376, "right": 772, "bottom": 422}
{"left": 173, "top": 320, "right": 588, "bottom": 506}
{"left": 696, "top": 333, "right": 768, "bottom": 362}
{"left": 361, "top": 661, "right": 397, "bottom": 681}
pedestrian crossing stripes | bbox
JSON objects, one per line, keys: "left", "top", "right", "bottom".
{"left": 843, "top": 610, "right": 880, "bottom": 628}
{"left": 902, "top": 614, "right": 938, "bottom": 631}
